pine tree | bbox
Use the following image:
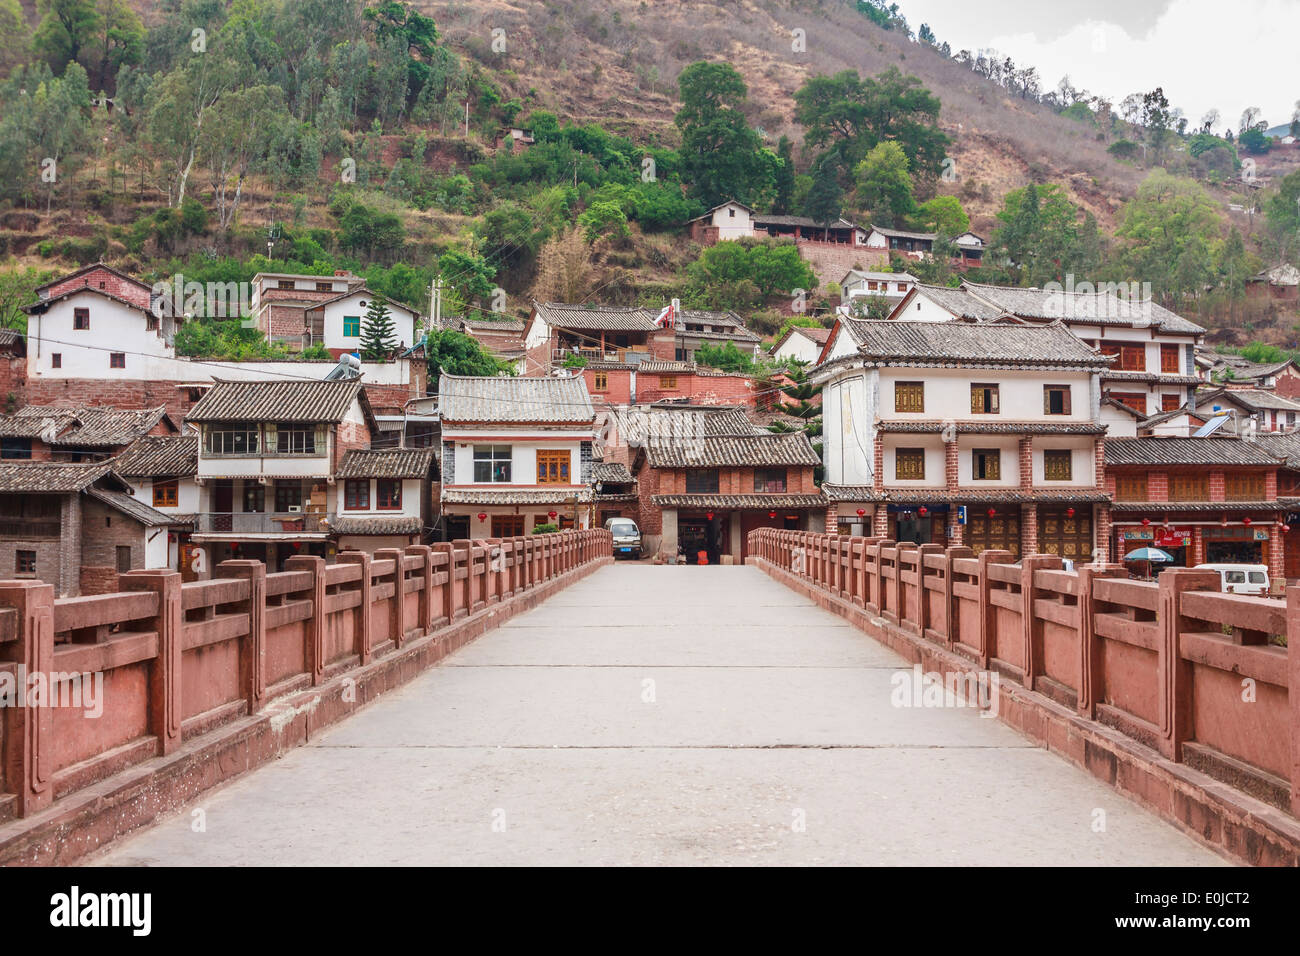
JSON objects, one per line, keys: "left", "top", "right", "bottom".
{"left": 359, "top": 294, "right": 398, "bottom": 360}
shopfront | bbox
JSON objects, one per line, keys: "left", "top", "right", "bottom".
{"left": 1038, "top": 506, "right": 1096, "bottom": 562}
{"left": 965, "top": 505, "right": 1020, "bottom": 558}
{"left": 1203, "top": 525, "right": 1269, "bottom": 564}
{"left": 888, "top": 504, "right": 948, "bottom": 545}
{"left": 1117, "top": 524, "right": 1193, "bottom": 568}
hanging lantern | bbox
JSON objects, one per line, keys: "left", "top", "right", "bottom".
{"left": 1141, "top": 518, "right": 1151, "bottom": 527}
{"left": 768, "top": 511, "right": 777, "bottom": 519}
{"left": 477, "top": 512, "right": 488, "bottom": 522}
{"left": 1066, "top": 507, "right": 1075, "bottom": 518}
{"left": 1243, "top": 516, "right": 1252, "bottom": 527}
{"left": 547, "top": 510, "right": 558, "bottom": 519}
{"left": 1283, "top": 524, "right": 1291, "bottom": 534}
{"left": 856, "top": 508, "right": 865, "bottom": 517}
{"left": 918, "top": 506, "right": 928, "bottom": 517}
{"left": 706, "top": 511, "right": 715, "bottom": 520}
{"left": 986, "top": 508, "right": 996, "bottom": 518}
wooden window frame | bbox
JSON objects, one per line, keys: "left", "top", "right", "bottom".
{"left": 593, "top": 371, "right": 608, "bottom": 392}
{"left": 536, "top": 450, "right": 572, "bottom": 485}
{"left": 152, "top": 479, "right": 179, "bottom": 508}
{"left": 73, "top": 307, "right": 90, "bottom": 330}
{"left": 1169, "top": 473, "right": 1208, "bottom": 501}
{"left": 109, "top": 352, "right": 125, "bottom": 369}
{"left": 1109, "top": 392, "right": 1147, "bottom": 416}
{"left": 659, "top": 375, "right": 677, "bottom": 389}
{"left": 685, "top": 469, "right": 719, "bottom": 494}
{"left": 1043, "top": 385, "right": 1072, "bottom": 415}
{"left": 376, "top": 479, "right": 402, "bottom": 510}
{"left": 277, "top": 279, "right": 295, "bottom": 290}
{"left": 344, "top": 479, "right": 370, "bottom": 510}
{"left": 754, "top": 467, "right": 787, "bottom": 493}
{"left": 1042, "top": 449, "right": 1073, "bottom": 481}
{"left": 970, "top": 383, "right": 1000, "bottom": 414}
{"left": 894, "top": 448, "right": 926, "bottom": 480}
{"left": 51, "top": 353, "right": 61, "bottom": 369}
{"left": 243, "top": 484, "right": 265, "bottom": 513}
{"left": 1224, "top": 472, "right": 1266, "bottom": 502}
{"left": 1160, "top": 344, "right": 1180, "bottom": 374}
{"left": 342, "top": 315, "right": 361, "bottom": 337}
{"left": 971, "top": 448, "right": 1001, "bottom": 480}
{"left": 15, "top": 550, "right": 35, "bottom": 575}
{"left": 1161, "top": 393, "right": 1181, "bottom": 412}
{"left": 491, "top": 514, "right": 525, "bottom": 537}
{"left": 894, "top": 381, "right": 924, "bottom": 414}
{"left": 1114, "top": 474, "right": 1148, "bottom": 502}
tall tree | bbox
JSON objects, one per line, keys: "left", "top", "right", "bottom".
{"left": 33, "top": 0, "right": 99, "bottom": 74}
{"left": 146, "top": 48, "right": 234, "bottom": 206}
{"left": 772, "top": 135, "right": 796, "bottom": 215}
{"left": 990, "top": 183, "right": 1084, "bottom": 285}
{"left": 674, "top": 60, "right": 768, "bottom": 207}
{"left": 802, "top": 156, "right": 843, "bottom": 225}
{"left": 853, "top": 140, "right": 914, "bottom": 226}
{"left": 359, "top": 294, "right": 399, "bottom": 359}
{"left": 1115, "top": 170, "right": 1224, "bottom": 303}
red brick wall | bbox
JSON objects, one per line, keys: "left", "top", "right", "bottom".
{"left": 582, "top": 368, "right": 634, "bottom": 405}
{"left": 46, "top": 267, "right": 151, "bottom": 310}
{"left": 1275, "top": 368, "right": 1300, "bottom": 399}
{"left": 24, "top": 378, "right": 197, "bottom": 421}
{"left": 636, "top": 371, "right": 756, "bottom": 407}
{"left": 0, "top": 356, "right": 26, "bottom": 404}
{"left": 636, "top": 461, "right": 663, "bottom": 535}
{"left": 795, "top": 242, "right": 889, "bottom": 288}
{"left": 1147, "top": 471, "right": 1168, "bottom": 501}
{"left": 362, "top": 381, "right": 418, "bottom": 416}
{"left": 79, "top": 566, "right": 120, "bottom": 595}
{"left": 1209, "top": 470, "right": 1225, "bottom": 502}
{"left": 648, "top": 330, "right": 676, "bottom": 360}
{"left": 1018, "top": 437, "right": 1033, "bottom": 489}
{"left": 332, "top": 419, "right": 372, "bottom": 472}
{"left": 268, "top": 304, "right": 307, "bottom": 338}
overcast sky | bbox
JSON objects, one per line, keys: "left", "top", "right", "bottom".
{"left": 895, "top": 0, "right": 1299, "bottom": 133}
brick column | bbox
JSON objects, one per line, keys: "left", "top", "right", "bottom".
{"left": 1268, "top": 523, "right": 1285, "bottom": 585}
{"left": 1094, "top": 436, "right": 1106, "bottom": 491}
{"left": 59, "top": 493, "right": 82, "bottom": 597}
{"left": 1020, "top": 502, "right": 1038, "bottom": 557}
{"left": 1094, "top": 503, "right": 1113, "bottom": 563}
{"left": 1191, "top": 526, "right": 1205, "bottom": 566}
{"left": 872, "top": 507, "right": 889, "bottom": 537}
{"left": 1018, "top": 436, "right": 1033, "bottom": 489}
{"left": 946, "top": 507, "right": 963, "bottom": 546}
{"left": 872, "top": 440, "right": 884, "bottom": 493}
{"left": 944, "top": 439, "right": 959, "bottom": 488}
{"left": 824, "top": 504, "right": 838, "bottom": 535}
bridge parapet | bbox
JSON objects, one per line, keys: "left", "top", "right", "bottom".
{"left": 0, "top": 530, "right": 611, "bottom": 840}
{"left": 748, "top": 526, "right": 1300, "bottom": 862}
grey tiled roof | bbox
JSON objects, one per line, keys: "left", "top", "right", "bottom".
{"left": 1251, "top": 432, "right": 1300, "bottom": 469}
{"left": 460, "top": 316, "right": 526, "bottom": 333}
{"left": 442, "top": 488, "right": 593, "bottom": 505}
{"left": 962, "top": 282, "right": 1204, "bottom": 334}
{"left": 86, "top": 488, "right": 174, "bottom": 527}
{"left": 112, "top": 435, "right": 198, "bottom": 477}
{"left": 1198, "top": 388, "right": 1300, "bottom": 412}
{"left": 651, "top": 493, "right": 827, "bottom": 509}
{"left": 0, "top": 405, "right": 172, "bottom": 446}
{"left": 841, "top": 320, "right": 1107, "bottom": 368}
{"left": 333, "top": 515, "right": 423, "bottom": 535}
{"left": 644, "top": 431, "right": 820, "bottom": 468}
{"left": 1105, "top": 437, "right": 1284, "bottom": 466}
{"left": 906, "top": 284, "right": 1006, "bottom": 321}
{"left": 187, "top": 380, "right": 365, "bottom": 423}
{"left": 0, "top": 460, "right": 125, "bottom": 493}
{"left": 533, "top": 302, "right": 660, "bottom": 331}
{"left": 1110, "top": 500, "right": 1280, "bottom": 512}
{"left": 820, "top": 483, "right": 1109, "bottom": 503}
{"left": 876, "top": 421, "right": 1105, "bottom": 435}
{"left": 437, "top": 373, "right": 593, "bottom": 424}
{"left": 337, "top": 447, "right": 437, "bottom": 479}
{"left": 610, "top": 406, "right": 764, "bottom": 445}
{"left": 592, "top": 462, "right": 634, "bottom": 484}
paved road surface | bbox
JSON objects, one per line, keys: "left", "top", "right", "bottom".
{"left": 94, "top": 566, "right": 1226, "bottom": 866}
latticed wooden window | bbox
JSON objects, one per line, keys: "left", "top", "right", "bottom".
{"left": 1161, "top": 393, "right": 1181, "bottom": 412}
{"left": 1169, "top": 473, "right": 1208, "bottom": 501}
{"left": 970, "top": 384, "right": 999, "bottom": 414}
{"left": 1114, "top": 474, "right": 1147, "bottom": 501}
{"left": 1160, "top": 344, "right": 1180, "bottom": 373}
{"left": 1043, "top": 385, "right": 1072, "bottom": 415}
{"left": 1043, "top": 449, "right": 1072, "bottom": 481}
{"left": 1224, "top": 472, "right": 1265, "bottom": 501}
{"left": 895, "top": 381, "right": 924, "bottom": 413}
{"left": 895, "top": 448, "right": 925, "bottom": 480}
{"left": 972, "top": 449, "right": 1000, "bottom": 480}
{"left": 593, "top": 372, "right": 608, "bottom": 391}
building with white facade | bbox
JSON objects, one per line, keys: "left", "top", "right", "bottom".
{"left": 437, "top": 373, "right": 596, "bottom": 539}
{"left": 303, "top": 287, "right": 419, "bottom": 358}
{"left": 816, "top": 320, "right": 1112, "bottom": 560}
{"left": 333, "top": 446, "right": 437, "bottom": 551}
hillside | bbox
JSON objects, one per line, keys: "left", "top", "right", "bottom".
{"left": 423, "top": 0, "right": 1146, "bottom": 236}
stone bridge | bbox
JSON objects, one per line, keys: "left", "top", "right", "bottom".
{"left": 0, "top": 529, "right": 1295, "bottom": 866}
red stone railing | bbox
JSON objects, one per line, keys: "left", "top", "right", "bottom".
{"left": 0, "top": 530, "right": 610, "bottom": 823}
{"left": 748, "top": 528, "right": 1298, "bottom": 818}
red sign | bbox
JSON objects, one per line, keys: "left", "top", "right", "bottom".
{"left": 1153, "top": 526, "right": 1192, "bottom": 548}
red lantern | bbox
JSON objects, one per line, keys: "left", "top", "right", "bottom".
{"left": 1243, "top": 517, "right": 1252, "bottom": 527}
{"left": 918, "top": 506, "right": 928, "bottom": 516}
{"left": 986, "top": 508, "right": 996, "bottom": 518}
{"left": 477, "top": 512, "right": 487, "bottom": 522}
{"left": 768, "top": 511, "right": 777, "bottom": 519}
{"left": 856, "top": 508, "right": 865, "bottom": 517}
{"left": 706, "top": 511, "right": 714, "bottom": 520}
{"left": 1141, "top": 518, "right": 1151, "bottom": 527}
{"left": 1066, "top": 507, "right": 1075, "bottom": 518}
{"left": 547, "top": 510, "right": 558, "bottom": 519}
{"left": 1283, "top": 524, "right": 1291, "bottom": 534}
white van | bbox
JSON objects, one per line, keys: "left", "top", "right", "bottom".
{"left": 604, "top": 517, "right": 642, "bottom": 559}
{"left": 1194, "top": 563, "right": 1270, "bottom": 596}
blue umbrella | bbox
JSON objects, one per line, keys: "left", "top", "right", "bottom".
{"left": 1124, "top": 547, "right": 1174, "bottom": 562}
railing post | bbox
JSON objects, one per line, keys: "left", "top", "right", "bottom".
{"left": 916, "top": 543, "right": 943, "bottom": 637}
{"left": 285, "top": 555, "right": 326, "bottom": 683}
{"left": 1019, "top": 554, "right": 1060, "bottom": 690}
{"left": 0, "top": 580, "right": 54, "bottom": 817}
{"left": 452, "top": 540, "right": 473, "bottom": 613}
{"left": 217, "top": 559, "right": 267, "bottom": 712}
{"left": 120, "top": 569, "right": 183, "bottom": 755}
{"left": 1076, "top": 563, "right": 1124, "bottom": 718}
{"left": 375, "top": 549, "right": 409, "bottom": 647}
{"left": 432, "top": 542, "right": 456, "bottom": 621}
{"left": 976, "top": 550, "right": 1014, "bottom": 671}
{"left": 1156, "top": 568, "right": 1219, "bottom": 762}
{"left": 1289, "top": 586, "right": 1300, "bottom": 817}
{"left": 893, "top": 541, "right": 915, "bottom": 627}
{"left": 942, "top": 546, "right": 971, "bottom": 649}
{"left": 337, "top": 551, "right": 373, "bottom": 664}
{"left": 404, "top": 545, "right": 434, "bottom": 635}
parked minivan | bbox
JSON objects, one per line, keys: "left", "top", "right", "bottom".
{"left": 1194, "top": 563, "right": 1270, "bottom": 596}
{"left": 604, "top": 518, "right": 642, "bottom": 559}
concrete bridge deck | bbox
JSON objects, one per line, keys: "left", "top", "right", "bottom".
{"left": 94, "top": 566, "right": 1226, "bottom": 866}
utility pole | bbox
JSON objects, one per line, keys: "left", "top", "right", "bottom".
{"left": 464, "top": 101, "right": 469, "bottom": 139}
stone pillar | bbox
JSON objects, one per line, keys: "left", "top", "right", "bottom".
{"left": 285, "top": 555, "right": 327, "bottom": 683}
{"left": 120, "top": 570, "right": 183, "bottom": 756}
{"left": 59, "top": 493, "right": 82, "bottom": 598}
{"left": 1156, "top": 568, "right": 1220, "bottom": 762}
{"left": 729, "top": 513, "right": 742, "bottom": 559}
{"left": 1020, "top": 502, "right": 1038, "bottom": 557}
{"left": 660, "top": 508, "right": 679, "bottom": 562}
{"left": 216, "top": 560, "right": 267, "bottom": 713}
{"left": 0, "top": 580, "right": 54, "bottom": 817}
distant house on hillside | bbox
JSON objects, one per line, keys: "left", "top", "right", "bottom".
{"left": 864, "top": 226, "right": 984, "bottom": 266}
{"left": 1245, "top": 264, "right": 1300, "bottom": 303}
{"left": 685, "top": 200, "right": 757, "bottom": 244}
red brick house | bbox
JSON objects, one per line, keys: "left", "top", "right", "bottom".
{"left": 1104, "top": 437, "right": 1286, "bottom": 579}
{"left": 524, "top": 302, "right": 676, "bottom": 374}
{"left": 582, "top": 361, "right": 757, "bottom": 408}
{"left": 0, "top": 404, "right": 179, "bottom": 462}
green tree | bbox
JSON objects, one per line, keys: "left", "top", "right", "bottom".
{"left": 424, "top": 328, "right": 509, "bottom": 379}
{"left": 854, "top": 140, "right": 915, "bottom": 226}
{"left": 436, "top": 250, "right": 495, "bottom": 311}
{"left": 794, "top": 67, "right": 948, "bottom": 185}
{"left": 1115, "top": 170, "right": 1224, "bottom": 299}
{"left": 773, "top": 135, "right": 796, "bottom": 215}
{"left": 674, "top": 60, "right": 768, "bottom": 207}
{"left": 359, "top": 294, "right": 399, "bottom": 359}
{"left": 990, "top": 183, "right": 1084, "bottom": 285}
{"left": 33, "top": 0, "right": 99, "bottom": 74}
{"left": 89, "top": 0, "right": 143, "bottom": 90}
{"left": 695, "top": 341, "right": 755, "bottom": 372}
{"left": 0, "top": 0, "right": 28, "bottom": 78}
{"left": 914, "top": 195, "right": 969, "bottom": 235}
{"left": 578, "top": 199, "right": 629, "bottom": 244}
{"left": 802, "top": 156, "right": 843, "bottom": 225}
